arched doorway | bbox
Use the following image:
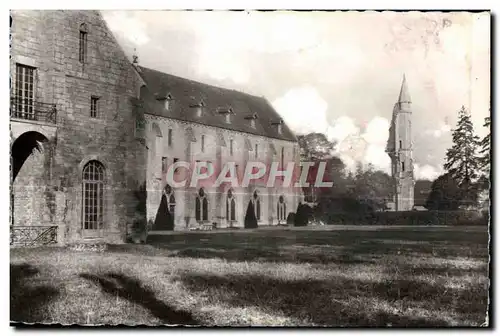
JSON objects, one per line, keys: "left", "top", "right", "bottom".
{"left": 11, "top": 131, "right": 49, "bottom": 227}
{"left": 153, "top": 184, "right": 175, "bottom": 231}
{"left": 11, "top": 131, "right": 48, "bottom": 181}
{"left": 195, "top": 188, "right": 209, "bottom": 222}
{"left": 277, "top": 195, "right": 287, "bottom": 223}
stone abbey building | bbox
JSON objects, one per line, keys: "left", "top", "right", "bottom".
{"left": 10, "top": 10, "right": 302, "bottom": 246}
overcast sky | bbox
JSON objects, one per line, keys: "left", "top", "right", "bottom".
{"left": 101, "top": 10, "right": 490, "bottom": 180}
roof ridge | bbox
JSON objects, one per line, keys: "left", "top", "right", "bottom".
{"left": 138, "top": 65, "right": 265, "bottom": 101}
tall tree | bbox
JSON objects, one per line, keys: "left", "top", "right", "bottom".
{"left": 479, "top": 115, "right": 491, "bottom": 176}
{"left": 477, "top": 114, "right": 491, "bottom": 210}
{"left": 443, "top": 106, "right": 482, "bottom": 207}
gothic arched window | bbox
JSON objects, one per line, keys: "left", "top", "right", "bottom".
{"left": 196, "top": 188, "right": 208, "bottom": 221}
{"left": 277, "top": 195, "right": 287, "bottom": 222}
{"left": 82, "top": 160, "right": 105, "bottom": 233}
{"left": 253, "top": 190, "right": 261, "bottom": 221}
{"left": 226, "top": 188, "right": 236, "bottom": 221}
{"left": 164, "top": 184, "right": 175, "bottom": 215}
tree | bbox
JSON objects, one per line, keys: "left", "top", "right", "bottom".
{"left": 297, "top": 133, "right": 336, "bottom": 162}
{"left": 425, "top": 173, "right": 461, "bottom": 210}
{"left": 444, "top": 106, "right": 482, "bottom": 207}
{"left": 348, "top": 164, "right": 394, "bottom": 211}
{"left": 478, "top": 115, "right": 491, "bottom": 179}
{"left": 297, "top": 133, "right": 337, "bottom": 202}
{"left": 414, "top": 179, "right": 433, "bottom": 207}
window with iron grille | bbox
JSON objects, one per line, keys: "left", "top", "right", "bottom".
{"left": 201, "top": 134, "right": 205, "bottom": 152}
{"left": 90, "top": 96, "right": 99, "bottom": 118}
{"left": 230, "top": 139, "right": 234, "bottom": 156}
{"left": 79, "top": 23, "right": 88, "bottom": 64}
{"left": 14, "top": 64, "right": 35, "bottom": 120}
{"left": 168, "top": 128, "right": 173, "bottom": 147}
{"left": 255, "top": 144, "right": 259, "bottom": 158}
{"left": 82, "top": 161, "right": 105, "bottom": 231}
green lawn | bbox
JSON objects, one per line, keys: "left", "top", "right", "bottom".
{"left": 10, "top": 225, "right": 490, "bottom": 327}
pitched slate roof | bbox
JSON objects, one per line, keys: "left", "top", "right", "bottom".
{"left": 137, "top": 66, "right": 297, "bottom": 142}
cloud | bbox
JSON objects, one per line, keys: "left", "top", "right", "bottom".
{"left": 191, "top": 12, "right": 321, "bottom": 84}
{"left": 332, "top": 116, "right": 391, "bottom": 174}
{"left": 272, "top": 86, "right": 329, "bottom": 135}
{"left": 102, "top": 11, "right": 150, "bottom": 47}
{"left": 425, "top": 123, "right": 452, "bottom": 138}
{"left": 414, "top": 164, "right": 444, "bottom": 181}
{"left": 326, "top": 116, "right": 360, "bottom": 144}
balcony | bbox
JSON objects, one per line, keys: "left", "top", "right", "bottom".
{"left": 10, "top": 96, "right": 57, "bottom": 124}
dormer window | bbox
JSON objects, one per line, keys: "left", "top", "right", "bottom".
{"left": 157, "top": 93, "right": 173, "bottom": 111}
{"left": 271, "top": 118, "right": 284, "bottom": 134}
{"left": 217, "top": 107, "right": 234, "bottom": 124}
{"left": 190, "top": 101, "right": 205, "bottom": 118}
{"left": 244, "top": 113, "right": 258, "bottom": 129}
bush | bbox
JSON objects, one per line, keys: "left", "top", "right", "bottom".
{"left": 294, "top": 203, "right": 313, "bottom": 227}
{"left": 244, "top": 201, "right": 258, "bottom": 229}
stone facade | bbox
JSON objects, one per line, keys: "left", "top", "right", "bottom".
{"left": 10, "top": 10, "right": 145, "bottom": 245}
{"left": 143, "top": 114, "right": 302, "bottom": 230}
{"left": 386, "top": 75, "right": 415, "bottom": 211}
{"left": 10, "top": 10, "right": 303, "bottom": 244}
{"left": 137, "top": 66, "right": 303, "bottom": 231}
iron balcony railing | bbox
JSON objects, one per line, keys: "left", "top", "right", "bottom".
{"left": 10, "top": 96, "right": 57, "bottom": 124}
{"left": 10, "top": 225, "right": 58, "bottom": 247}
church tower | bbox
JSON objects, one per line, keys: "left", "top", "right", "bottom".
{"left": 386, "top": 75, "right": 415, "bottom": 211}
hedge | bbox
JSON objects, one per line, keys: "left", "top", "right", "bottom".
{"left": 317, "top": 210, "right": 489, "bottom": 226}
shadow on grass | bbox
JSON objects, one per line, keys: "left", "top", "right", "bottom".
{"left": 172, "top": 246, "right": 375, "bottom": 265}
{"left": 145, "top": 227, "right": 489, "bottom": 264}
{"left": 10, "top": 263, "right": 59, "bottom": 324}
{"left": 80, "top": 272, "right": 198, "bottom": 326}
{"left": 177, "top": 272, "right": 487, "bottom": 326}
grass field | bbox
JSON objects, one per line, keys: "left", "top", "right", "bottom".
{"left": 10, "top": 225, "right": 490, "bottom": 327}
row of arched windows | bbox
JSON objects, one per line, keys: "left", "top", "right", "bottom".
{"left": 163, "top": 186, "right": 287, "bottom": 223}
{"left": 80, "top": 160, "right": 289, "bottom": 232}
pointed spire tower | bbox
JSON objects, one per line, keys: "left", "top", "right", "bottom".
{"left": 398, "top": 74, "right": 411, "bottom": 104}
{"left": 386, "top": 74, "right": 415, "bottom": 211}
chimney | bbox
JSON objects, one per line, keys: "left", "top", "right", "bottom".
{"left": 132, "top": 48, "right": 141, "bottom": 72}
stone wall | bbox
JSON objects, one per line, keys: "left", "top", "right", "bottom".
{"left": 10, "top": 10, "right": 146, "bottom": 244}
